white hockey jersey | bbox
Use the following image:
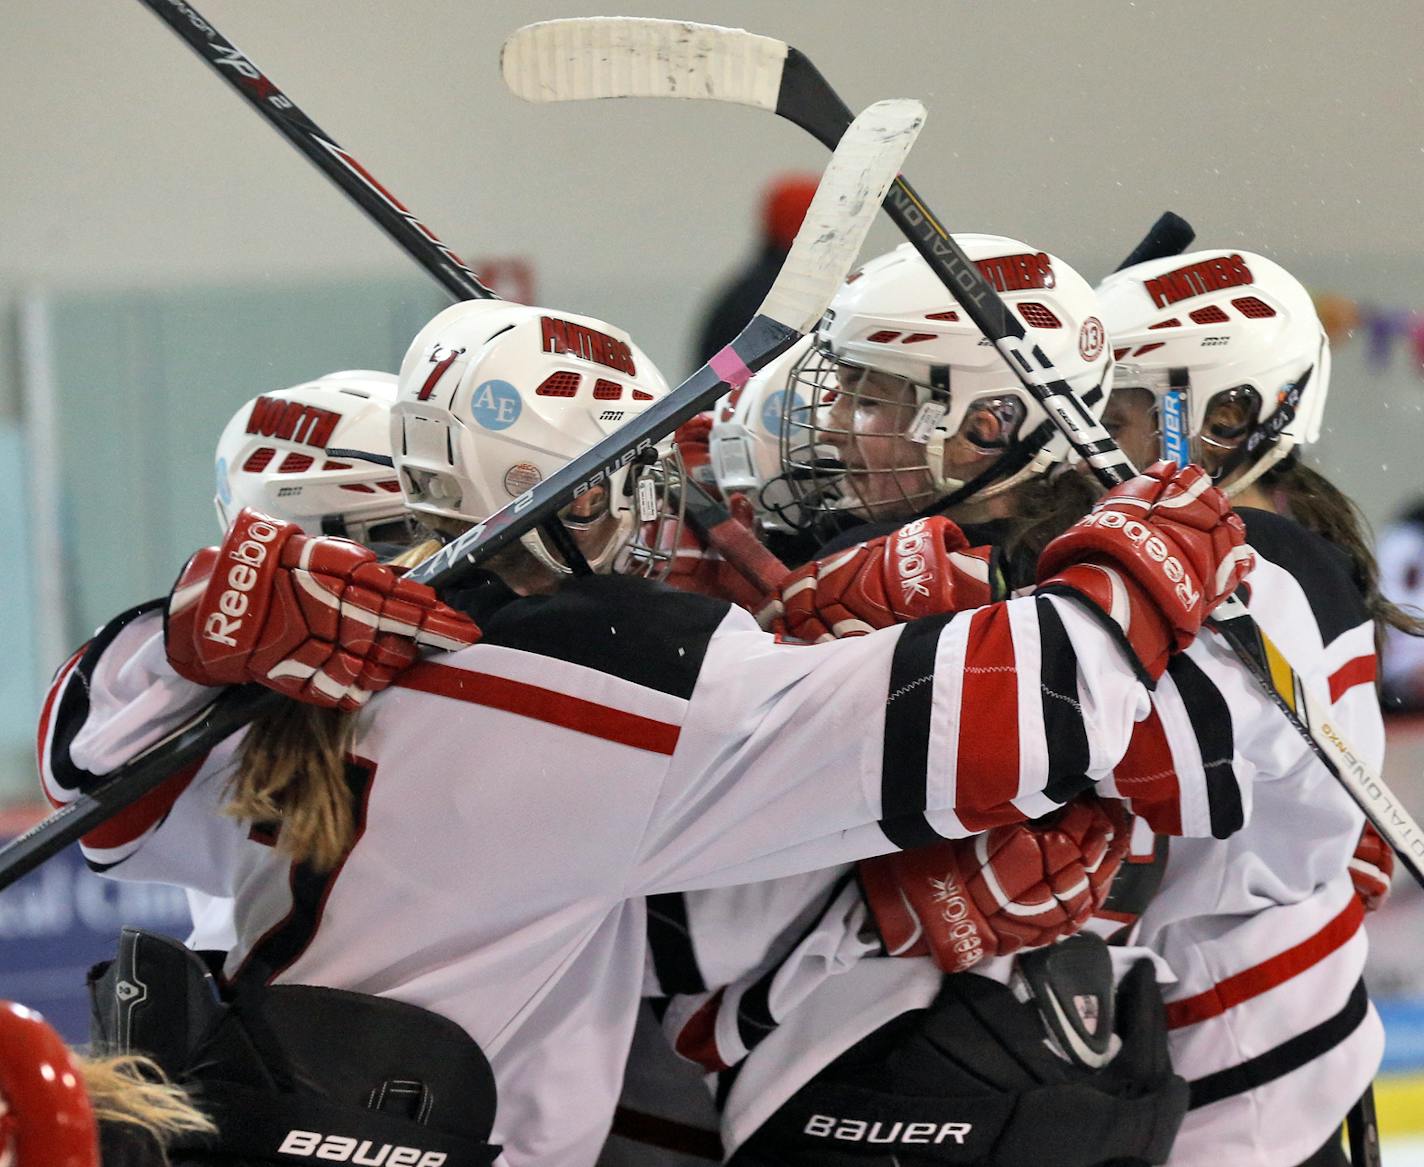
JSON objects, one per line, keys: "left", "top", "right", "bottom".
{"left": 647, "top": 510, "right": 1383, "bottom": 1166}
{"left": 40, "top": 574, "right": 1168, "bottom": 1167}
{"left": 654, "top": 624, "right": 1286, "bottom": 1157}
{"left": 1136, "top": 509, "right": 1386, "bottom": 1166}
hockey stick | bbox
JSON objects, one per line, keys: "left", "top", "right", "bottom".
{"left": 142, "top": 1, "right": 768, "bottom": 589}
{"left": 1346, "top": 1085, "right": 1382, "bottom": 1167}
{"left": 679, "top": 209, "right": 1197, "bottom": 598}
{"left": 501, "top": 18, "right": 1424, "bottom": 886}
{"left": 138, "top": 0, "right": 492, "bottom": 302}
{"left": 402, "top": 99, "right": 922, "bottom": 584}
{"left": 0, "top": 97, "right": 923, "bottom": 892}
{"left": 134, "top": 0, "right": 599, "bottom": 577}
{"left": 1114, "top": 211, "right": 1194, "bottom": 272}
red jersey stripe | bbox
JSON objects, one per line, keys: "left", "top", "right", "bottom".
{"left": 956, "top": 606, "right": 1020, "bottom": 833}
{"left": 1165, "top": 896, "right": 1365, "bottom": 1030}
{"left": 36, "top": 646, "right": 87, "bottom": 805}
{"left": 672, "top": 988, "right": 731, "bottom": 1073}
{"left": 1328, "top": 654, "right": 1377, "bottom": 704}
{"left": 1112, "top": 705, "right": 1182, "bottom": 836}
{"left": 395, "top": 662, "right": 681, "bottom": 756}
{"left": 81, "top": 756, "right": 207, "bottom": 850}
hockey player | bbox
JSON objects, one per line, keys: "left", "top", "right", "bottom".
{"left": 637, "top": 237, "right": 1278, "bottom": 1167}
{"left": 187, "top": 370, "right": 419, "bottom": 954}
{"left": 1093, "top": 249, "right": 1415, "bottom": 1166}
{"left": 776, "top": 237, "right": 1107, "bottom": 564}
{"left": 686, "top": 244, "right": 1396, "bottom": 1167}
{"left": 39, "top": 296, "right": 1251, "bottom": 1167}
{"left": 1376, "top": 500, "right": 1424, "bottom": 708}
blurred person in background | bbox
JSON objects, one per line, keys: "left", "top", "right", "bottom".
{"left": 1377, "top": 499, "right": 1424, "bottom": 710}
{"left": 694, "top": 175, "right": 819, "bottom": 367}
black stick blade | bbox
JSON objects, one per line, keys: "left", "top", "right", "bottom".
{"left": 1114, "top": 211, "right": 1195, "bottom": 272}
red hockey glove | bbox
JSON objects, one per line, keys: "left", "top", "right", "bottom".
{"left": 661, "top": 493, "right": 770, "bottom": 610}
{"left": 772, "top": 516, "right": 996, "bottom": 642}
{"left": 1036, "top": 462, "right": 1253, "bottom": 680}
{"left": 1350, "top": 821, "right": 1394, "bottom": 911}
{"left": 860, "top": 797, "right": 1130, "bottom": 973}
{"left": 166, "top": 508, "right": 479, "bottom": 711}
{"left": 675, "top": 413, "right": 721, "bottom": 500}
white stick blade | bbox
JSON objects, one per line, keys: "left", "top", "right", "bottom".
{"left": 758, "top": 99, "right": 924, "bottom": 333}
{"left": 502, "top": 18, "right": 789, "bottom": 110}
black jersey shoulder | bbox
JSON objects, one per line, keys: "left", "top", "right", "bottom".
{"left": 1239, "top": 508, "right": 1368, "bottom": 645}
{"left": 477, "top": 575, "right": 733, "bottom": 701}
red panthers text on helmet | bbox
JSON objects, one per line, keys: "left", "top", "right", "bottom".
{"left": 540, "top": 316, "right": 637, "bottom": 376}
{"left": 1144, "top": 254, "right": 1254, "bottom": 309}
{"left": 245, "top": 395, "right": 342, "bottom": 450}
{"left": 975, "top": 252, "right": 1055, "bottom": 292}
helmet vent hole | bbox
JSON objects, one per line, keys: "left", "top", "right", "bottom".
{"left": 1189, "top": 305, "right": 1230, "bottom": 325}
{"left": 321, "top": 460, "right": 353, "bottom": 471}
{"left": 1148, "top": 318, "right": 1181, "bottom": 330}
{"left": 341, "top": 484, "right": 376, "bottom": 494}
{"left": 1131, "top": 342, "right": 1166, "bottom": 358}
{"left": 865, "top": 329, "right": 902, "bottom": 343}
{"left": 278, "top": 452, "right": 314, "bottom": 474}
{"left": 1112, "top": 346, "right": 1131, "bottom": 361}
{"left": 242, "top": 447, "right": 276, "bottom": 473}
{"left": 924, "top": 310, "right": 960, "bottom": 321}
{"left": 1232, "top": 296, "right": 1277, "bottom": 319}
{"left": 1017, "top": 302, "right": 1062, "bottom": 329}
{"left": 593, "top": 379, "right": 623, "bottom": 400}
{"left": 536, "top": 372, "right": 581, "bottom": 397}
{"left": 900, "top": 332, "right": 937, "bottom": 344}
{"left": 632, "top": 389, "right": 654, "bottom": 401}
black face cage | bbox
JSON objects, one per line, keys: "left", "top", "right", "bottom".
{"left": 616, "top": 447, "right": 687, "bottom": 581}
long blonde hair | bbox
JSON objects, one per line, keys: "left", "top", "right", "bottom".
{"left": 224, "top": 538, "right": 444, "bottom": 872}
{"left": 83, "top": 1053, "right": 215, "bottom": 1160}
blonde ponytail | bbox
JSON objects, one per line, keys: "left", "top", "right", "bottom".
{"left": 222, "top": 535, "right": 457, "bottom": 871}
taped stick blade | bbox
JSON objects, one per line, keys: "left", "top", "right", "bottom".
{"left": 502, "top": 17, "right": 789, "bottom": 110}
{"left": 758, "top": 99, "right": 924, "bottom": 333}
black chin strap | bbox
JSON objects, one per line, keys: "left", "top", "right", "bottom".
{"left": 1210, "top": 365, "right": 1312, "bottom": 485}
{"left": 936, "top": 379, "right": 1105, "bottom": 509}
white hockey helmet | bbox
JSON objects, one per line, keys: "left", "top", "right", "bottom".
{"left": 708, "top": 335, "right": 841, "bottom": 533}
{"left": 392, "top": 299, "right": 672, "bottom": 574}
{"left": 214, "top": 370, "right": 421, "bottom": 548}
{"left": 783, "top": 237, "right": 1111, "bottom": 523}
{"left": 1096, "top": 249, "right": 1329, "bottom": 495}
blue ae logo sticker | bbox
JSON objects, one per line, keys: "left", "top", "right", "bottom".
{"left": 215, "top": 458, "right": 231, "bottom": 506}
{"left": 470, "top": 379, "right": 522, "bottom": 431}
{"left": 761, "top": 390, "right": 789, "bottom": 436}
